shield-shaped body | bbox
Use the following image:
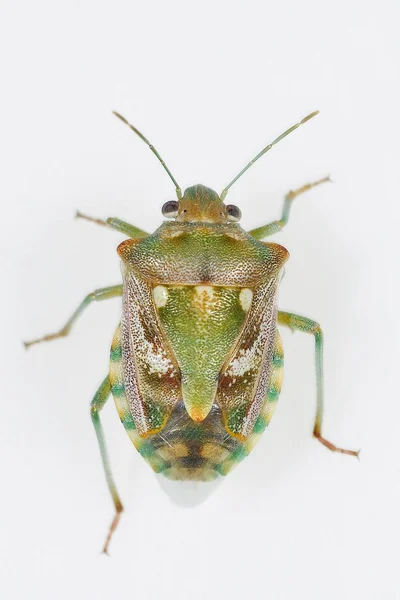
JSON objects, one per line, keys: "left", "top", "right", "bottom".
{"left": 110, "top": 216, "right": 288, "bottom": 481}
{"left": 25, "top": 113, "right": 358, "bottom": 555}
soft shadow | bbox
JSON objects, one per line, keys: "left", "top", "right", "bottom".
{"left": 155, "top": 474, "right": 224, "bottom": 507}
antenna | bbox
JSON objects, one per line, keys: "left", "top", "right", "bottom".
{"left": 113, "top": 111, "right": 182, "bottom": 200}
{"left": 220, "top": 111, "right": 319, "bottom": 201}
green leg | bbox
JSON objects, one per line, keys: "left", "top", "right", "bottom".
{"left": 91, "top": 376, "right": 123, "bottom": 554}
{"left": 24, "top": 285, "right": 122, "bottom": 348}
{"left": 248, "top": 176, "right": 330, "bottom": 240}
{"left": 76, "top": 211, "right": 148, "bottom": 239}
{"left": 278, "top": 311, "right": 359, "bottom": 458}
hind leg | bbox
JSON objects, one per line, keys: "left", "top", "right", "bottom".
{"left": 91, "top": 376, "right": 124, "bottom": 554}
{"left": 278, "top": 311, "right": 359, "bottom": 458}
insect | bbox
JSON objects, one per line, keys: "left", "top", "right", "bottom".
{"left": 25, "top": 109, "right": 358, "bottom": 554}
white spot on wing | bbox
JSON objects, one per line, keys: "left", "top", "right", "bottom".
{"left": 239, "top": 288, "right": 253, "bottom": 311}
{"left": 153, "top": 285, "right": 169, "bottom": 308}
{"left": 133, "top": 315, "right": 174, "bottom": 376}
{"left": 227, "top": 345, "right": 258, "bottom": 377}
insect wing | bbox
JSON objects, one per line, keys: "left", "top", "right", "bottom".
{"left": 216, "top": 276, "right": 279, "bottom": 440}
{"left": 121, "top": 267, "right": 181, "bottom": 436}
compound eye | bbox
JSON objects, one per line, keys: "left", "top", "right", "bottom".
{"left": 162, "top": 200, "right": 179, "bottom": 219}
{"left": 226, "top": 204, "right": 242, "bottom": 222}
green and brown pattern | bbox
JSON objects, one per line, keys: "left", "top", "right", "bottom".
{"left": 110, "top": 324, "right": 284, "bottom": 481}
{"left": 118, "top": 218, "right": 288, "bottom": 442}
{"left": 25, "top": 110, "right": 359, "bottom": 555}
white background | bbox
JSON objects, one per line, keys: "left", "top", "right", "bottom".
{"left": 1, "top": 1, "right": 399, "bottom": 599}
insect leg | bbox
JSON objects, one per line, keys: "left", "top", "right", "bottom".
{"left": 76, "top": 211, "right": 149, "bottom": 238}
{"left": 248, "top": 176, "right": 330, "bottom": 240}
{"left": 278, "top": 311, "right": 359, "bottom": 458}
{"left": 24, "top": 285, "right": 122, "bottom": 348}
{"left": 91, "top": 376, "right": 123, "bottom": 554}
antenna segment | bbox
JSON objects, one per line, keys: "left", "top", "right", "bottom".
{"left": 113, "top": 111, "right": 182, "bottom": 200}
{"left": 220, "top": 111, "right": 319, "bottom": 201}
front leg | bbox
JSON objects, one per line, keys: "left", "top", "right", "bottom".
{"left": 278, "top": 311, "right": 359, "bottom": 458}
{"left": 76, "top": 211, "right": 149, "bottom": 239}
{"left": 248, "top": 176, "right": 330, "bottom": 240}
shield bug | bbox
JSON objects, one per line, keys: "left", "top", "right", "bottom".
{"left": 25, "top": 110, "right": 358, "bottom": 554}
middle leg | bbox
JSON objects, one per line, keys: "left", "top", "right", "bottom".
{"left": 24, "top": 285, "right": 122, "bottom": 348}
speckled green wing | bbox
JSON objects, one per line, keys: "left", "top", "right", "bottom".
{"left": 216, "top": 277, "right": 280, "bottom": 440}
{"left": 121, "top": 268, "right": 181, "bottom": 437}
